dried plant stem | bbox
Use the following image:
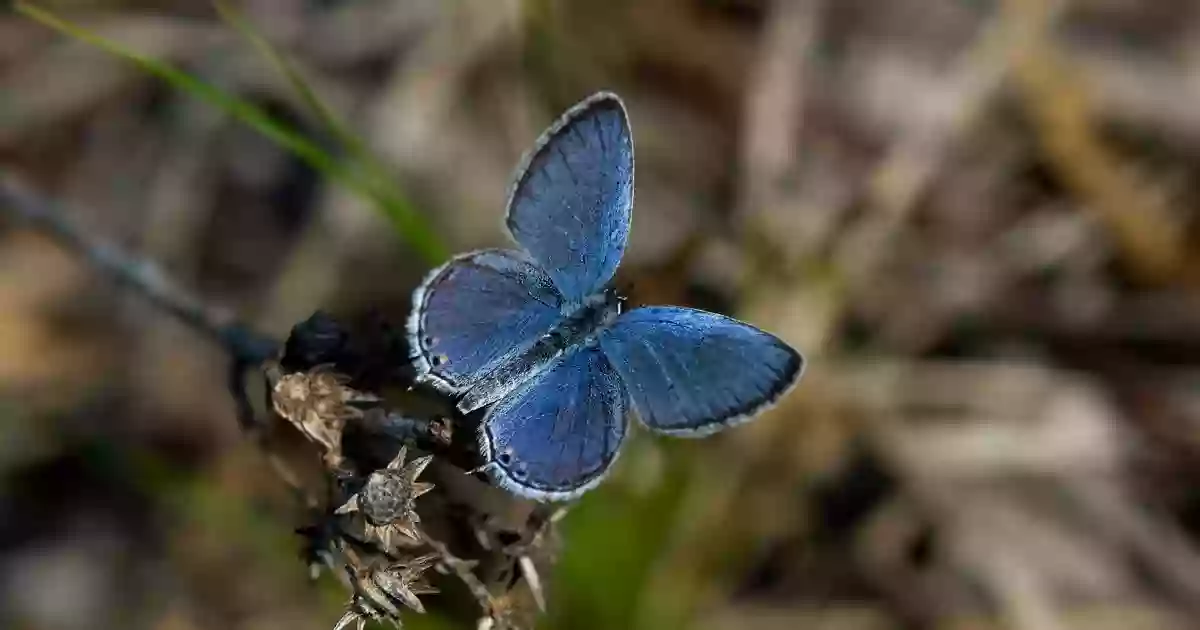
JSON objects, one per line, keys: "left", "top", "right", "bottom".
{"left": 837, "top": 0, "right": 1064, "bottom": 292}
{"left": 419, "top": 531, "right": 494, "bottom": 612}
{"left": 1003, "top": 0, "right": 1185, "bottom": 284}
{"left": 0, "top": 176, "right": 503, "bottom": 628}
{"left": 0, "top": 174, "right": 279, "bottom": 364}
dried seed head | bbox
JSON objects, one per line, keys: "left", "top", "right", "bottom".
{"left": 371, "top": 554, "right": 439, "bottom": 614}
{"left": 271, "top": 365, "right": 378, "bottom": 460}
{"left": 338, "top": 554, "right": 440, "bottom": 630}
{"left": 362, "top": 470, "right": 421, "bottom": 525}
{"left": 336, "top": 447, "right": 435, "bottom": 548}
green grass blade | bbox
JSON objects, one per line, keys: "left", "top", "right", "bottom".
{"left": 15, "top": 1, "right": 448, "bottom": 264}
{"left": 211, "top": 0, "right": 372, "bottom": 168}
{"left": 209, "top": 0, "right": 446, "bottom": 263}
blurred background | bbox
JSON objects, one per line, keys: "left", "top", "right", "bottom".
{"left": 3, "top": 0, "right": 1200, "bottom": 629}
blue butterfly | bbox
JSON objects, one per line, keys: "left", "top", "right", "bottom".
{"left": 407, "top": 92, "right": 804, "bottom": 501}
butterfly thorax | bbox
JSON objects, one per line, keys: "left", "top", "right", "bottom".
{"left": 549, "top": 287, "right": 623, "bottom": 348}
{"left": 455, "top": 287, "right": 622, "bottom": 413}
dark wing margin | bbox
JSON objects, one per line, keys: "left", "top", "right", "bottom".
{"left": 478, "top": 345, "right": 628, "bottom": 501}
{"left": 597, "top": 306, "right": 802, "bottom": 436}
{"left": 407, "top": 249, "right": 564, "bottom": 394}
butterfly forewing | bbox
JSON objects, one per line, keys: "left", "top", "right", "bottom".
{"left": 598, "top": 306, "right": 803, "bottom": 436}
{"left": 505, "top": 92, "right": 633, "bottom": 303}
{"left": 408, "top": 249, "right": 564, "bottom": 393}
{"left": 480, "top": 345, "right": 628, "bottom": 501}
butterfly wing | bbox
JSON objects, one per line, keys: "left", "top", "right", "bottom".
{"left": 479, "top": 345, "right": 628, "bottom": 501}
{"left": 598, "top": 307, "right": 803, "bottom": 436}
{"left": 505, "top": 92, "right": 633, "bottom": 302}
{"left": 408, "top": 249, "right": 565, "bottom": 393}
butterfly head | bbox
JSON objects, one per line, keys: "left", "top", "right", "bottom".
{"left": 596, "top": 285, "right": 628, "bottom": 325}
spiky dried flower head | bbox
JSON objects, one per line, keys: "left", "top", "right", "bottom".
{"left": 271, "top": 365, "right": 378, "bottom": 461}
{"left": 335, "top": 553, "right": 440, "bottom": 630}
{"left": 337, "top": 447, "right": 435, "bottom": 548}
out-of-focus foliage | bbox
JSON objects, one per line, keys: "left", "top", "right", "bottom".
{"left": 3, "top": 1, "right": 1200, "bottom": 630}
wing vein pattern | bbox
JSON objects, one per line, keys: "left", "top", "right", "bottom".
{"left": 408, "top": 249, "right": 564, "bottom": 393}
{"left": 505, "top": 92, "right": 633, "bottom": 302}
{"left": 480, "top": 346, "right": 628, "bottom": 501}
{"left": 598, "top": 306, "right": 803, "bottom": 436}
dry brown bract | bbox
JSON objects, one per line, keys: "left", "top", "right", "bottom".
{"left": 271, "top": 365, "right": 379, "bottom": 464}
{"left": 336, "top": 446, "right": 435, "bottom": 549}
{"left": 335, "top": 553, "right": 440, "bottom": 630}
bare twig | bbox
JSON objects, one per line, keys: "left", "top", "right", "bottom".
{"left": 0, "top": 173, "right": 279, "bottom": 365}
{"left": 419, "top": 531, "right": 494, "bottom": 613}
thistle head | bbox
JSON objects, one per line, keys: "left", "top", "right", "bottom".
{"left": 337, "top": 447, "right": 435, "bottom": 547}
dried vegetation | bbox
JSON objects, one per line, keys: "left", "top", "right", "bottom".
{"left": 2, "top": 1, "right": 1200, "bottom": 629}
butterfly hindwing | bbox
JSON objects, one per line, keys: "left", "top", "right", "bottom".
{"left": 408, "top": 249, "right": 564, "bottom": 393}
{"left": 598, "top": 307, "right": 803, "bottom": 436}
{"left": 479, "top": 345, "right": 628, "bottom": 501}
{"left": 505, "top": 92, "right": 633, "bottom": 302}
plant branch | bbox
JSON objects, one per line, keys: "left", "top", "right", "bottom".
{"left": 0, "top": 173, "right": 279, "bottom": 365}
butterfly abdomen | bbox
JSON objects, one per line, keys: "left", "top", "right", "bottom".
{"left": 456, "top": 288, "right": 622, "bottom": 413}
